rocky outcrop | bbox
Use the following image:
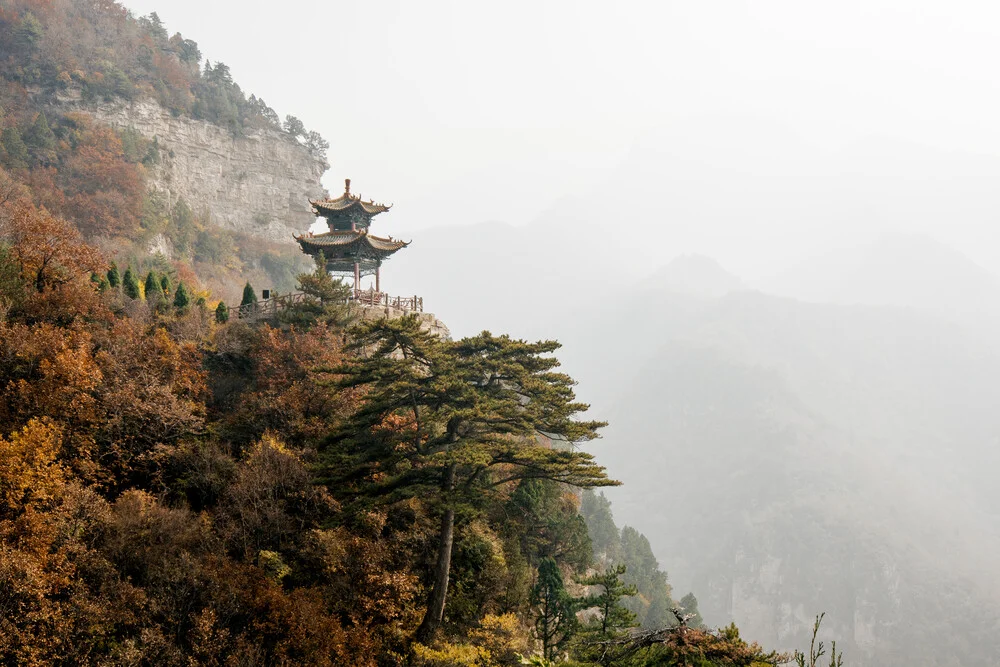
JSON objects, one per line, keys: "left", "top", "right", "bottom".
{"left": 355, "top": 305, "right": 451, "bottom": 340}
{"left": 56, "top": 92, "right": 328, "bottom": 243}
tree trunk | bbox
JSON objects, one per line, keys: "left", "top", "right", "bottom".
{"left": 415, "top": 463, "right": 457, "bottom": 643}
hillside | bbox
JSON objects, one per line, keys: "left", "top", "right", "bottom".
{"left": 0, "top": 0, "right": 328, "bottom": 302}
{"left": 0, "top": 2, "right": 800, "bottom": 665}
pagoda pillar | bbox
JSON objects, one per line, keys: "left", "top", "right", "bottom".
{"left": 375, "top": 265, "right": 381, "bottom": 293}
{"left": 353, "top": 262, "right": 360, "bottom": 296}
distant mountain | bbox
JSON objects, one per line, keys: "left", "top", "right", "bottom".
{"left": 565, "top": 289, "right": 1000, "bottom": 666}
{"left": 761, "top": 232, "right": 1000, "bottom": 328}
{"left": 648, "top": 254, "right": 743, "bottom": 297}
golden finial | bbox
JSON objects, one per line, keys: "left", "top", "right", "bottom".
{"left": 344, "top": 178, "right": 351, "bottom": 195}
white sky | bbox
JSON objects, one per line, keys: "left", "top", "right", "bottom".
{"left": 124, "top": 0, "right": 1000, "bottom": 278}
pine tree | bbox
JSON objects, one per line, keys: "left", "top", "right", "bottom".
{"left": 122, "top": 267, "right": 141, "bottom": 300}
{"left": 240, "top": 282, "right": 256, "bottom": 307}
{"left": 107, "top": 262, "right": 121, "bottom": 288}
{"left": 160, "top": 274, "right": 171, "bottom": 296}
{"left": 173, "top": 282, "right": 190, "bottom": 309}
{"left": 532, "top": 558, "right": 579, "bottom": 662}
{"left": 279, "top": 252, "right": 352, "bottom": 328}
{"left": 215, "top": 301, "right": 229, "bottom": 323}
{"left": 574, "top": 565, "right": 639, "bottom": 666}
{"left": 329, "top": 316, "right": 615, "bottom": 642}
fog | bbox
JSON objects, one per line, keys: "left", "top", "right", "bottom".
{"left": 124, "top": 1, "right": 1000, "bottom": 664}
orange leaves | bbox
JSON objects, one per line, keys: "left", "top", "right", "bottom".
{"left": 1, "top": 198, "right": 104, "bottom": 288}
{"left": 58, "top": 117, "right": 145, "bottom": 238}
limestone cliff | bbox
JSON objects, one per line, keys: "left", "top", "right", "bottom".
{"left": 56, "top": 92, "right": 328, "bottom": 243}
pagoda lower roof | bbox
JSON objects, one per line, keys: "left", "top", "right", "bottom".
{"left": 295, "top": 230, "right": 409, "bottom": 256}
{"left": 311, "top": 193, "right": 391, "bottom": 216}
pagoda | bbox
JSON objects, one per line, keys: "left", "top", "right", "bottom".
{"left": 296, "top": 179, "right": 409, "bottom": 294}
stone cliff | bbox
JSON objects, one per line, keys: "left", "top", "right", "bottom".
{"left": 57, "top": 93, "right": 328, "bottom": 243}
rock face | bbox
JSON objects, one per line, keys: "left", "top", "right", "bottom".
{"left": 355, "top": 305, "right": 451, "bottom": 340}
{"left": 61, "top": 94, "right": 328, "bottom": 243}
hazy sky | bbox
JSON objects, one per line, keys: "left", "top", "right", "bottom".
{"left": 124, "top": 0, "right": 1000, "bottom": 279}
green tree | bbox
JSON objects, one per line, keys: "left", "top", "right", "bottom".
{"left": 508, "top": 478, "right": 591, "bottom": 571}
{"left": 240, "top": 282, "right": 256, "bottom": 307}
{"left": 575, "top": 565, "right": 639, "bottom": 666}
{"left": 107, "top": 262, "right": 121, "bottom": 288}
{"left": 531, "top": 557, "right": 579, "bottom": 662}
{"left": 279, "top": 252, "right": 351, "bottom": 328}
{"left": 580, "top": 491, "right": 623, "bottom": 567}
{"left": 327, "top": 316, "right": 615, "bottom": 642}
{"left": 679, "top": 592, "right": 704, "bottom": 630}
{"left": 144, "top": 271, "right": 160, "bottom": 301}
{"left": 122, "top": 266, "right": 141, "bottom": 300}
{"left": 1, "top": 128, "right": 29, "bottom": 170}
{"left": 215, "top": 301, "right": 229, "bottom": 323}
{"left": 173, "top": 282, "right": 190, "bottom": 309}
{"left": 160, "top": 273, "right": 172, "bottom": 296}
{"left": 24, "top": 113, "right": 56, "bottom": 163}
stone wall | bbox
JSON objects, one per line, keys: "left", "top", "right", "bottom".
{"left": 54, "top": 92, "right": 328, "bottom": 243}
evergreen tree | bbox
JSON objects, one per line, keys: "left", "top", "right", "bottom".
{"left": 160, "top": 274, "right": 171, "bottom": 296}
{"left": 531, "top": 557, "right": 579, "bottom": 662}
{"left": 240, "top": 282, "right": 256, "bottom": 307}
{"left": 1, "top": 127, "right": 29, "bottom": 170}
{"left": 574, "top": 565, "right": 639, "bottom": 666}
{"left": 328, "top": 316, "right": 615, "bottom": 642}
{"left": 122, "top": 266, "right": 141, "bottom": 300}
{"left": 107, "top": 262, "right": 121, "bottom": 288}
{"left": 580, "top": 491, "right": 623, "bottom": 567}
{"left": 173, "top": 282, "right": 190, "bottom": 309}
{"left": 279, "top": 252, "right": 351, "bottom": 328}
{"left": 144, "top": 271, "right": 160, "bottom": 300}
{"left": 215, "top": 301, "right": 229, "bottom": 323}
{"left": 24, "top": 113, "right": 56, "bottom": 163}
{"left": 679, "top": 592, "right": 705, "bottom": 629}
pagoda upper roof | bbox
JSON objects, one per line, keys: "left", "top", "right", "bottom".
{"left": 311, "top": 178, "right": 391, "bottom": 217}
{"left": 295, "top": 229, "right": 409, "bottom": 255}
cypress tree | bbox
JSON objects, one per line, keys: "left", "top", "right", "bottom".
{"left": 160, "top": 274, "right": 171, "bottom": 296}
{"left": 240, "top": 281, "right": 256, "bottom": 307}
{"left": 144, "top": 271, "right": 160, "bottom": 300}
{"left": 122, "top": 267, "right": 141, "bottom": 300}
{"left": 107, "top": 262, "right": 121, "bottom": 288}
{"left": 215, "top": 301, "right": 229, "bottom": 323}
{"left": 173, "top": 282, "right": 190, "bottom": 309}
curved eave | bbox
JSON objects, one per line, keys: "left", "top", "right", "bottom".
{"left": 310, "top": 194, "right": 392, "bottom": 216}
{"left": 295, "top": 232, "right": 409, "bottom": 257}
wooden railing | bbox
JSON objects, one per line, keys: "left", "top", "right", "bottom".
{"left": 237, "top": 289, "right": 423, "bottom": 321}
{"left": 237, "top": 292, "right": 308, "bottom": 320}
{"left": 352, "top": 289, "right": 423, "bottom": 312}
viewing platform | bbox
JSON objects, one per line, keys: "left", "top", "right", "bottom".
{"left": 237, "top": 288, "right": 424, "bottom": 321}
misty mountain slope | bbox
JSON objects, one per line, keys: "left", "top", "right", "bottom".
{"left": 760, "top": 232, "right": 1000, "bottom": 330}
{"left": 569, "top": 289, "right": 1000, "bottom": 666}
{"left": 645, "top": 254, "right": 744, "bottom": 297}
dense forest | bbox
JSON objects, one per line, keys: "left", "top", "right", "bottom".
{"left": 0, "top": 0, "right": 838, "bottom": 665}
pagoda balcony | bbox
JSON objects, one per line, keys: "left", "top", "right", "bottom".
{"left": 350, "top": 287, "right": 423, "bottom": 312}
{"left": 237, "top": 288, "right": 424, "bottom": 321}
